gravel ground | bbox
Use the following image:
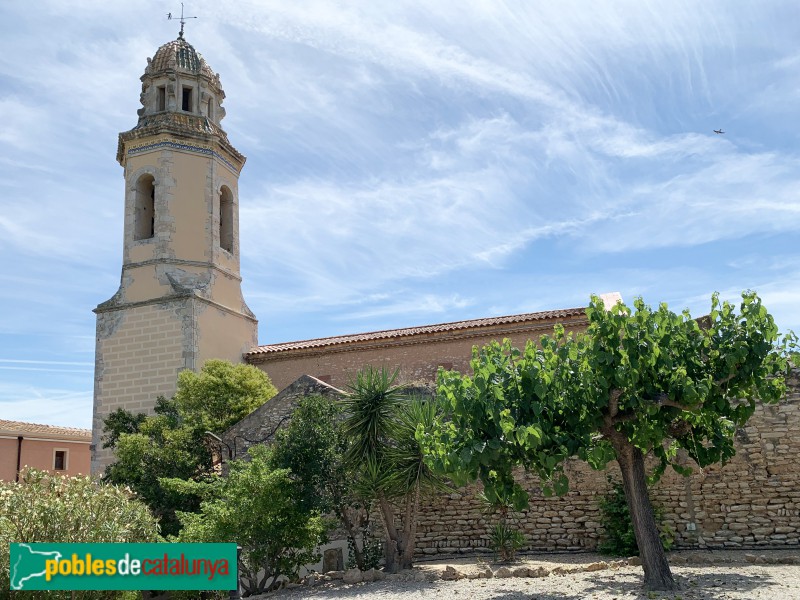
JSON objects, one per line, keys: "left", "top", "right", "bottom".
{"left": 260, "top": 549, "right": 800, "bottom": 600}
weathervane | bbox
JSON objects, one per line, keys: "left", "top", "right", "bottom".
{"left": 167, "top": 2, "right": 197, "bottom": 39}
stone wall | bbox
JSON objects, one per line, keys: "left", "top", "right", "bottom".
{"left": 226, "top": 370, "right": 800, "bottom": 556}
{"left": 222, "top": 375, "right": 345, "bottom": 462}
{"left": 414, "top": 370, "right": 800, "bottom": 555}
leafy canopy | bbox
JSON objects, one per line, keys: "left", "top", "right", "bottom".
{"left": 268, "top": 394, "right": 348, "bottom": 515}
{"left": 267, "top": 394, "right": 382, "bottom": 571}
{"left": 425, "top": 292, "right": 795, "bottom": 502}
{"left": 103, "top": 360, "right": 277, "bottom": 535}
{"left": 173, "top": 359, "right": 277, "bottom": 435}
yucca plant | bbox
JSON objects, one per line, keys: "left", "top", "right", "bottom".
{"left": 341, "top": 366, "right": 447, "bottom": 571}
{"left": 342, "top": 366, "right": 406, "bottom": 464}
{"left": 478, "top": 484, "right": 528, "bottom": 562}
{"left": 489, "top": 522, "right": 526, "bottom": 563}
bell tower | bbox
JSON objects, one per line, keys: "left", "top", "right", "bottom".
{"left": 91, "top": 34, "right": 258, "bottom": 471}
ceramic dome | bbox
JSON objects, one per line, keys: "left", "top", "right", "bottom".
{"left": 145, "top": 36, "right": 216, "bottom": 80}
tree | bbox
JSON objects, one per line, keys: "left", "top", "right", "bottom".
{"left": 101, "top": 407, "right": 147, "bottom": 449}
{"left": 103, "top": 361, "right": 277, "bottom": 535}
{"left": 177, "top": 446, "right": 325, "bottom": 596}
{"left": 426, "top": 292, "right": 794, "bottom": 590}
{"left": 268, "top": 395, "right": 377, "bottom": 570}
{"left": 172, "top": 359, "right": 277, "bottom": 435}
{"left": 269, "top": 395, "right": 347, "bottom": 515}
{"left": 342, "top": 367, "right": 444, "bottom": 572}
{"left": 104, "top": 398, "right": 206, "bottom": 536}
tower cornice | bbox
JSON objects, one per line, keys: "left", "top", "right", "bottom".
{"left": 117, "top": 115, "right": 246, "bottom": 173}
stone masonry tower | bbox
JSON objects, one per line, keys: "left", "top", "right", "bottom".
{"left": 91, "top": 34, "right": 258, "bottom": 472}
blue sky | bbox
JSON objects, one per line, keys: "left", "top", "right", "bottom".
{"left": 1, "top": 1, "right": 798, "bottom": 428}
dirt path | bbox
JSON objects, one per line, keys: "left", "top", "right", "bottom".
{"left": 263, "top": 549, "right": 800, "bottom": 600}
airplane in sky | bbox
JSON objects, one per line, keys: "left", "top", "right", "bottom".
{"left": 713, "top": 129, "right": 725, "bottom": 134}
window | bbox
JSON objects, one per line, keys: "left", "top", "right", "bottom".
{"left": 207, "top": 97, "right": 213, "bottom": 120}
{"left": 182, "top": 86, "right": 193, "bottom": 112}
{"left": 157, "top": 86, "right": 166, "bottom": 111}
{"left": 54, "top": 450, "right": 67, "bottom": 471}
{"left": 219, "top": 186, "right": 234, "bottom": 253}
{"left": 134, "top": 175, "right": 155, "bottom": 241}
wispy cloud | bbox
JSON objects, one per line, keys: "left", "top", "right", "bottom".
{"left": 0, "top": 359, "right": 93, "bottom": 374}
{"left": 1, "top": 0, "right": 798, "bottom": 425}
{"left": 0, "top": 384, "right": 92, "bottom": 429}
{"left": 335, "top": 293, "right": 472, "bottom": 322}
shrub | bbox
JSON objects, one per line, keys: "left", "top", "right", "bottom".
{"left": 0, "top": 469, "right": 160, "bottom": 600}
{"left": 598, "top": 477, "right": 674, "bottom": 556}
{"left": 479, "top": 486, "right": 527, "bottom": 562}
{"left": 177, "top": 445, "right": 325, "bottom": 595}
{"left": 346, "top": 525, "right": 383, "bottom": 571}
{"left": 489, "top": 522, "right": 526, "bottom": 563}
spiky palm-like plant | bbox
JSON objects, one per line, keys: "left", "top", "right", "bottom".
{"left": 342, "top": 366, "right": 405, "bottom": 464}
{"left": 342, "top": 367, "right": 445, "bottom": 571}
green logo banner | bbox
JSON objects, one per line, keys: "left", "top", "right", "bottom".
{"left": 9, "top": 543, "right": 237, "bottom": 591}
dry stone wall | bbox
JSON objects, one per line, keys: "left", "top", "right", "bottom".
{"left": 414, "top": 370, "right": 800, "bottom": 555}
{"left": 221, "top": 375, "right": 345, "bottom": 462}
{"left": 226, "top": 371, "right": 800, "bottom": 556}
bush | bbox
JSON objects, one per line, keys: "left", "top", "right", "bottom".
{"left": 598, "top": 477, "right": 673, "bottom": 556}
{"left": 479, "top": 486, "right": 527, "bottom": 562}
{"left": 177, "top": 446, "right": 325, "bottom": 595}
{"left": 346, "top": 525, "right": 383, "bottom": 571}
{"left": 489, "top": 522, "right": 526, "bottom": 563}
{"left": 0, "top": 469, "right": 161, "bottom": 600}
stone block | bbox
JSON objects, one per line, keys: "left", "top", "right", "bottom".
{"left": 343, "top": 568, "right": 363, "bottom": 584}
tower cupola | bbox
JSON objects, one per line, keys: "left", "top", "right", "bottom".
{"left": 118, "top": 36, "right": 239, "bottom": 165}
{"left": 137, "top": 36, "right": 225, "bottom": 127}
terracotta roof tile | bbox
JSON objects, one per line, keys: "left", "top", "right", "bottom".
{"left": 0, "top": 419, "right": 91, "bottom": 441}
{"left": 246, "top": 305, "right": 588, "bottom": 357}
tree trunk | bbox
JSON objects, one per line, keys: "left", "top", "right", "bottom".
{"left": 398, "top": 480, "right": 421, "bottom": 570}
{"left": 339, "top": 506, "right": 365, "bottom": 570}
{"left": 383, "top": 536, "right": 398, "bottom": 573}
{"left": 378, "top": 493, "right": 399, "bottom": 573}
{"left": 613, "top": 439, "right": 676, "bottom": 591}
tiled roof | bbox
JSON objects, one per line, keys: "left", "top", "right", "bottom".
{"left": 146, "top": 37, "right": 215, "bottom": 80}
{"left": 0, "top": 420, "right": 91, "bottom": 441}
{"left": 246, "top": 306, "right": 588, "bottom": 357}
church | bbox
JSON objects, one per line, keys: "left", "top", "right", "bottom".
{"left": 90, "top": 32, "right": 604, "bottom": 472}
{"left": 91, "top": 33, "right": 800, "bottom": 556}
